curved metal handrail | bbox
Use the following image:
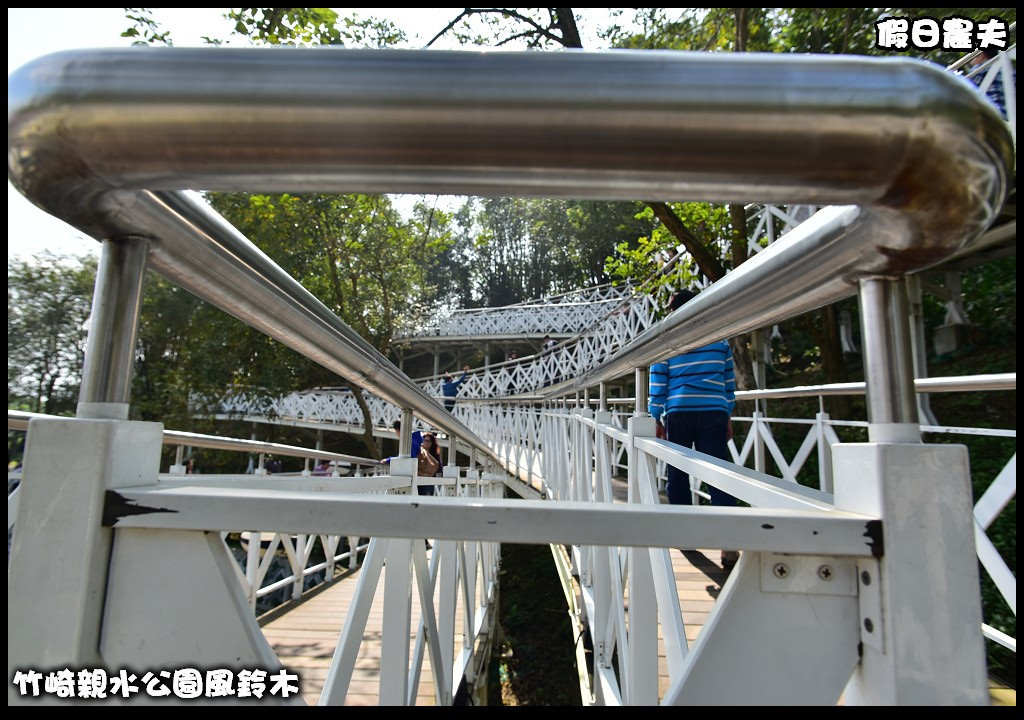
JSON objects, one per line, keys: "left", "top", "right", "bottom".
{"left": 8, "top": 46, "right": 1013, "bottom": 474}
{"left": 7, "top": 409, "right": 379, "bottom": 467}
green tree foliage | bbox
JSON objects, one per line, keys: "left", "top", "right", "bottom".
{"left": 193, "top": 191, "right": 453, "bottom": 455}
{"left": 459, "top": 197, "right": 653, "bottom": 307}
{"left": 7, "top": 254, "right": 97, "bottom": 415}
{"left": 602, "top": 7, "right": 773, "bottom": 52}
{"left": 224, "top": 7, "right": 406, "bottom": 48}
{"left": 122, "top": 7, "right": 173, "bottom": 46}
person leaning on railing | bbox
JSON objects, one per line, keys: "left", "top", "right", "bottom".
{"left": 441, "top": 364, "right": 471, "bottom": 412}
{"left": 649, "top": 288, "right": 740, "bottom": 570}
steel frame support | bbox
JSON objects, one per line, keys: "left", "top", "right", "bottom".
{"left": 837, "top": 276, "right": 986, "bottom": 704}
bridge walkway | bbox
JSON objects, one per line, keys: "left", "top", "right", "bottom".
{"left": 260, "top": 473, "right": 733, "bottom": 706}
{"left": 259, "top": 556, "right": 451, "bottom": 706}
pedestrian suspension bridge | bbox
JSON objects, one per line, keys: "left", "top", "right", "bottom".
{"left": 7, "top": 45, "right": 1016, "bottom": 705}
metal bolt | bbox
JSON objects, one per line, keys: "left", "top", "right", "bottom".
{"left": 818, "top": 565, "right": 833, "bottom": 581}
{"left": 863, "top": 618, "right": 874, "bottom": 633}
{"left": 773, "top": 563, "right": 789, "bottom": 578}
{"left": 860, "top": 570, "right": 871, "bottom": 586}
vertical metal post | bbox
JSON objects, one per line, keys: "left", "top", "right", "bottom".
{"left": 247, "top": 424, "right": 257, "bottom": 474}
{"left": 292, "top": 535, "right": 306, "bottom": 600}
{"left": 904, "top": 275, "right": 938, "bottom": 426}
{"left": 599, "top": 382, "right": 607, "bottom": 412}
{"left": 857, "top": 278, "right": 920, "bottom": 443}
{"left": 815, "top": 396, "right": 834, "bottom": 495}
{"left": 77, "top": 237, "right": 149, "bottom": 420}
{"left": 836, "top": 276, "right": 985, "bottom": 704}
{"left": 447, "top": 434, "right": 458, "bottom": 466}
{"left": 399, "top": 408, "right": 414, "bottom": 457}
{"left": 634, "top": 367, "right": 649, "bottom": 417}
{"left": 172, "top": 445, "right": 185, "bottom": 475}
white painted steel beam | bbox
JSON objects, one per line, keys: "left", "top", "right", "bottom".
{"left": 634, "top": 436, "right": 833, "bottom": 511}
{"left": 107, "top": 484, "right": 880, "bottom": 558}
{"left": 663, "top": 552, "right": 860, "bottom": 705}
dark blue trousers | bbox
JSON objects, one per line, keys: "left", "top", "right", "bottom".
{"left": 663, "top": 410, "right": 736, "bottom": 507}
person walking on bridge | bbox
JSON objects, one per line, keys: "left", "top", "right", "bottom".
{"left": 648, "top": 288, "right": 739, "bottom": 570}
{"left": 442, "top": 364, "right": 471, "bottom": 412}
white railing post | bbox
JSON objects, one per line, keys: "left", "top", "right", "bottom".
{"left": 292, "top": 534, "right": 307, "bottom": 601}
{"left": 838, "top": 278, "right": 987, "bottom": 704}
{"left": 578, "top": 403, "right": 594, "bottom": 589}
{"left": 752, "top": 404, "right": 767, "bottom": 475}
{"left": 625, "top": 367, "right": 659, "bottom": 704}
{"left": 170, "top": 444, "right": 186, "bottom": 475}
{"left": 815, "top": 397, "right": 834, "bottom": 494}
{"left": 246, "top": 531, "right": 261, "bottom": 610}
{"left": 380, "top": 537, "right": 414, "bottom": 705}
{"left": 348, "top": 537, "right": 361, "bottom": 569}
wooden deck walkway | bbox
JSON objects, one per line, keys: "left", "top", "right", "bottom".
{"left": 260, "top": 545, "right": 480, "bottom": 706}
{"left": 259, "top": 471, "right": 735, "bottom": 706}
{"left": 261, "top": 544, "right": 732, "bottom": 705}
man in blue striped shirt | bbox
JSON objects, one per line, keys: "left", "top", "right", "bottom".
{"left": 648, "top": 289, "right": 738, "bottom": 563}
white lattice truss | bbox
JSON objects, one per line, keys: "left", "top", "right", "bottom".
{"left": 212, "top": 283, "right": 660, "bottom": 426}
{"left": 395, "top": 283, "right": 634, "bottom": 339}
{"left": 209, "top": 202, "right": 816, "bottom": 426}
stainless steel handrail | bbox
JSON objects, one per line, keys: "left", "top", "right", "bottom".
{"left": 8, "top": 48, "right": 1013, "bottom": 422}
{"left": 733, "top": 373, "right": 1017, "bottom": 400}
{"left": 8, "top": 410, "right": 379, "bottom": 466}
{"left": 461, "top": 372, "right": 1017, "bottom": 404}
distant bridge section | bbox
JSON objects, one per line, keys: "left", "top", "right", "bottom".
{"left": 395, "top": 283, "right": 633, "bottom": 342}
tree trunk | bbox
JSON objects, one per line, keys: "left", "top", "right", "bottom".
{"left": 553, "top": 8, "right": 583, "bottom": 48}
{"left": 733, "top": 8, "right": 749, "bottom": 52}
{"left": 819, "top": 304, "right": 852, "bottom": 417}
{"left": 728, "top": 336, "right": 757, "bottom": 392}
{"left": 646, "top": 201, "right": 726, "bottom": 281}
{"left": 726, "top": 201, "right": 757, "bottom": 391}
{"left": 351, "top": 387, "right": 381, "bottom": 459}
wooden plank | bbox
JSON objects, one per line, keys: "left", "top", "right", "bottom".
{"left": 263, "top": 472, "right": 732, "bottom": 706}
{"left": 260, "top": 547, "right": 481, "bottom": 706}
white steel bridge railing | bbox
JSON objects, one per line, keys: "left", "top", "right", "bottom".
{"left": 465, "top": 372, "right": 1017, "bottom": 665}
{"left": 7, "top": 47, "right": 1013, "bottom": 706}
{"left": 8, "top": 410, "right": 385, "bottom": 614}
{"left": 395, "top": 282, "right": 634, "bottom": 339}
{"left": 8, "top": 407, "right": 506, "bottom": 706}
{"left": 202, "top": 284, "right": 662, "bottom": 426}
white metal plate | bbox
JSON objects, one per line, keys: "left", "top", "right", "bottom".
{"left": 760, "top": 553, "right": 857, "bottom": 596}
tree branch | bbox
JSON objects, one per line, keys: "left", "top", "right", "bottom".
{"left": 425, "top": 8, "right": 472, "bottom": 47}
{"left": 646, "top": 202, "right": 727, "bottom": 282}
{"left": 429, "top": 7, "right": 569, "bottom": 48}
